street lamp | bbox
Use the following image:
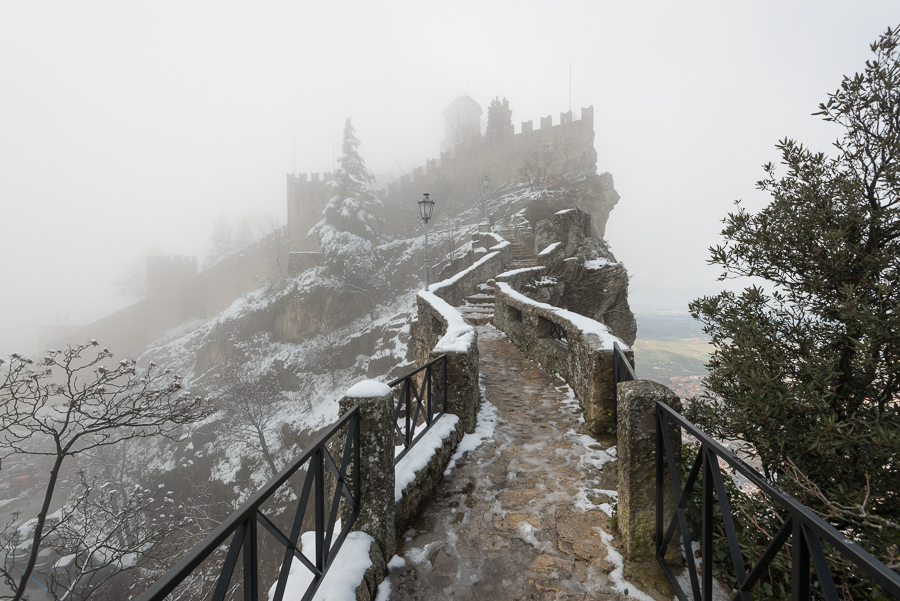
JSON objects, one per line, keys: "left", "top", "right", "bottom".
{"left": 481, "top": 175, "right": 491, "bottom": 222}
{"left": 418, "top": 193, "right": 435, "bottom": 290}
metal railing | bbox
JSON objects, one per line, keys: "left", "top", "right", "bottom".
{"left": 612, "top": 341, "right": 635, "bottom": 426}
{"left": 550, "top": 322, "right": 568, "bottom": 345}
{"left": 655, "top": 402, "right": 900, "bottom": 600}
{"left": 613, "top": 341, "right": 636, "bottom": 392}
{"left": 138, "top": 406, "right": 361, "bottom": 601}
{"left": 388, "top": 354, "right": 447, "bottom": 464}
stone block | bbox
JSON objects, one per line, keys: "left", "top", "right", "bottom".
{"left": 616, "top": 380, "right": 681, "bottom": 562}
{"left": 338, "top": 385, "right": 396, "bottom": 560}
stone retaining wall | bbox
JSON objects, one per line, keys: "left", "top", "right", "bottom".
{"left": 428, "top": 240, "right": 511, "bottom": 307}
{"left": 492, "top": 281, "right": 632, "bottom": 434}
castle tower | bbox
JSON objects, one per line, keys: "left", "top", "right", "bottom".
{"left": 441, "top": 96, "right": 482, "bottom": 155}
{"left": 287, "top": 172, "right": 332, "bottom": 252}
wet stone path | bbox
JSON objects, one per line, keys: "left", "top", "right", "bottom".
{"left": 389, "top": 325, "right": 645, "bottom": 601}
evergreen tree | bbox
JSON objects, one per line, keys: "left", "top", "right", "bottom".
{"left": 689, "top": 25, "right": 900, "bottom": 575}
{"left": 309, "top": 118, "right": 383, "bottom": 244}
{"left": 485, "top": 97, "right": 512, "bottom": 139}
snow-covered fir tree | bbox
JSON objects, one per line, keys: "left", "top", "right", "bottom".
{"left": 309, "top": 118, "right": 383, "bottom": 244}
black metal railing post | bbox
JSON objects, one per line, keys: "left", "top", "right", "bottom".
{"left": 701, "top": 444, "right": 713, "bottom": 600}
{"left": 792, "top": 519, "right": 810, "bottom": 601}
{"left": 243, "top": 517, "right": 258, "bottom": 601}
{"left": 654, "top": 401, "right": 900, "bottom": 600}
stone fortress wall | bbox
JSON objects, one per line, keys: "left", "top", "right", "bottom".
{"left": 45, "top": 227, "right": 289, "bottom": 358}
{"left": 287, "top": 104, "right": 598, "bottom": 246}
{"left": 47, "top": 99, "right": 599, "bottom": 358}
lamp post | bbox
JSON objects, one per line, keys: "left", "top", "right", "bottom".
{"left": 481, "top": 175, "right": 491, "bottom": 222}
{"left": 418, "top": 193, "right": 435, "bottom": 291}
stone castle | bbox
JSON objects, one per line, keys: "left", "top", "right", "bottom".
{"left": 44, "top": 98, "right": 606, "bottom": 358}
{"left": 287, "top": 102, "right": 599, "bottom": 251}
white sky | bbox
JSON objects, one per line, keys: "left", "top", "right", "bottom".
{"left": 1, "top": 1, "right": 898, "bottom": 355}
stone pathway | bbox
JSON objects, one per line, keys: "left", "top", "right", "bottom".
{"left": 388, "top": 325, "right": 665, "bottom": 601}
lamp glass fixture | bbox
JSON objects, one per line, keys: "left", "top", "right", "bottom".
{"left": 418, "top": 193, "right": 435, "bottom": 221}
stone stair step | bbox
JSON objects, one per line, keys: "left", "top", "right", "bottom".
{"left": 465, "top": 293, "right": 495, "bottom": 303}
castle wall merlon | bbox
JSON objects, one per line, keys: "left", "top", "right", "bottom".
{"left": 581, "top": 106, "right": 594, "bottom": 127}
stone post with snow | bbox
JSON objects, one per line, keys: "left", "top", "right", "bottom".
{"left": 338, "top": 381, "right": 396, "bottom": 561}
{"left": 616, "top": 380, "right": 682, "bottom": 562}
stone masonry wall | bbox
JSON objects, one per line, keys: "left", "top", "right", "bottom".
{"left": 428, "top": 243, "right": 511, "bottom": 307}
{"left": 492, "top": 281, "right": 633, "bottom": 435}
{"left": 288, "top": 106, "right": 597, "bottom": 243}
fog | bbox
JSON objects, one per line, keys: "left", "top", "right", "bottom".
{"left": 1, "top": 1, "right": 897, "bottom": 355}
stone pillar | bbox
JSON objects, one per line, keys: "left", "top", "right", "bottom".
{"left": 616, "top": 380, "right": 681, "bottom": 562}
{"left": 338, "top": 380, "right": 396, "bottom": 559}
{"left": 431, "top": 343, "right": 480, "bottom": 434}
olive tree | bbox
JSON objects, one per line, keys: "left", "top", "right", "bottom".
{"left": 688, "top": 25, "right": 900, "bottom": 586}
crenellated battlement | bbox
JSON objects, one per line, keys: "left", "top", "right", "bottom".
{"left": 286, "top": 103, "right": 597, "bottom": 245}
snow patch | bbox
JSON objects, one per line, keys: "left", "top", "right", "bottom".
{"left": 496, "top": 282, "right": 628, "bottom": 351}
{"left": 597, "top": 528, "right": 656, "bottom": 601}
{"left": 345, "top": 380, "right": 391, "bottom": 398}
{"left": 374, "top": 579, "right": 392, "bottom": 601}
{"left": 417, "top": 291, "right": 474, "bottom": 353}
{"left": 538, "top": 242, "right": 560, "bottom": 256}
{"left": 387, "top": 555, "right": 407, "bottom": 570}
{"left": 395, "top": 414, "right": 460, "bottom": 502}
{"left": 428, "top": 250, "right": 500, "bottom": 293}
{"left": 496, "top": 266, "right": 543, "bottom": 278}
{"left": 444, "top": 381, "right": 499, "bottom": 475}
{"left": 584, "top": 258, "right": 614, "bottom": 269}
{"left": 268, "top": 527, "right": 374, "bottom": 601}
{"left": 514, "top": 520, "right": 553, "bottom": 553}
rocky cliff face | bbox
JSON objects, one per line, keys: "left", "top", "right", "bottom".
{"left": 514, "top": 207, "right": 637, "bottom": 346}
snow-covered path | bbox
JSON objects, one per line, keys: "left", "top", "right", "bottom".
{"left": 385, "top": 325, "right": 666, "bottom": 601}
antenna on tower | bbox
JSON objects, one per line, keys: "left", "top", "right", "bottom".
{"left": 569, "top": 62, "right": 572, "bottom": 113}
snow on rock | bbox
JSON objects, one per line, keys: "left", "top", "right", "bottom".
{"left": 514, "top": 520, "right": 553, "bottom": 553}
{"left": 387, "top": 555, "right": 407, "bottom": 570}
{"left": 444, "top": 380, "right": 499, "bottom": 475}
{"left": 395, "top": 414, "right": 460, "bottom": 502}
{"left": 583, "top": 258, "right": 614, "bottom": 269}
{"left": 496, "top": 282, "right": 628, "bottom": 351}
{"left": 429, "top": 251, "right": 500, "bottom": 293}
{"left": 417, "top": 290, "right": 474, "bottom": 353}
{"left": 597, "top": 528, "right": 657, "bottom": 601}
{"left": 538, "top": 242, "right": 561, "bottom": 256}
{"left": 268, "top": 527, "right": 374, "bottom": 601}
{"left": 345, "top": 380, "right": 391, "bottom": 398}
{"left": 496, "top": 266, "right": 543, "bottom": 278}
{"left": 374, "top": 579, "right": 391, "bottom": 601}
